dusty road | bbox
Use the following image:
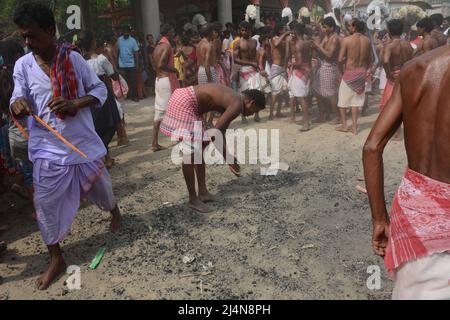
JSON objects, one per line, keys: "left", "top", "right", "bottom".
{"left": 0, "top": 94, "right": 407, "bottom": 299}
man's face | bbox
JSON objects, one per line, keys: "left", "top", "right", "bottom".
{"left": 443, "top": 19, "right": 450, "bottom": 29}
{"left": 348, "top": 22, "right": 355, "bottom": 35}
{"left": 243, "top": 99, "right": 260, "bottom": 116}
{"left": 18, "top": 23, "right": 55, "bottom": 57}
{"left": 240, "top": 27, "right": 250, "bottom": 39}
{"left": 213, "top": 30, "right": 219, "bottom": 40}
{"left": 123, "top": 29, "right": 130, "bottom": 38}
{"left": 147, "top": 35, "right": 154, "bottom": 45}
{"left": 167, "top": 29, "right": 175, "bottom": 41}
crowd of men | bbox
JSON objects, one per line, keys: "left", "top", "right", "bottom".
{"left": 0, "top": 1, "right": 449, "bottom": 299}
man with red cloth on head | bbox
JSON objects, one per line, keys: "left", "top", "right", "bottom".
{"left": 363, "top": 46, "right": 450, "bottom": 300}
{"left": 336, "top": 18, "right": 372, "bottom": 135}
{"left": 152, "top": 24, "right": 179, "bottom": 152}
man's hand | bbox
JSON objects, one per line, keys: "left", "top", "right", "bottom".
{"left": 372, "top": 221, "right": 390, "bottom": 257}
{"left": 48, "top": 97, "right": 78, "bottom": 115}
{"left": 11, "top": 98, "right": 32, "bottom": 116}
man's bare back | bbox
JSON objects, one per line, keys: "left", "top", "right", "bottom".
{"left": 153, "top": 43, "right": 170, "bottom": 78}
{"left": 197, "top": 38, "right": 215, "bottom": 67}
{"left": 194, "top": 84, "right": 240, "bottom": 116}
{"left": 383, "top": 39, "right": 413, "bottom": 80}
{"left": 399, "top": 46, "right": 450, "bottom": 183}
{"left": 341, "top": 33, "right": 371, "bottom": 69}
{"left": 420, "top": 34, "right": 439, "bottom": 54}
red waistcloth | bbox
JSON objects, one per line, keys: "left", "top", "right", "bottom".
{"left": 51, "top": 42, "right": 81, "bottom": 119}
{"left": 379, "top": 69, "right": 401, "bottom": 111}
{"left": 158, "top": 37, "right": 179, "bottom": 93}
{"left": 385, "top": 168, "right": 450, "bottom": 273}
{"left": 290, "top": 63, "right": 310, "bottom": 83}
{"left": 342, "top": 67, "right": 367, "bottom": 95}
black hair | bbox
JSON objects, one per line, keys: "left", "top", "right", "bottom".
{"left": 243, "top": 89, "right": 266, "bottom": 110}
{"left": 273, "top": 23, "right": 285, "bottom": 36}
{"left": 160, "top": 24, "right": 174, "bottom": 37}
{"left": 199, "top": 23, "right": 214, "bottom": 38}
{"left": 322, "top": 16, "right": 336, "bottom": 31}
{"left": 180, "top": 34, "right": 191, "bottom": 46}
{"left": 212, "top": 22, "right": 222, "bottom": 33}
{"left": 417, "top": 17, "right": 434, "bottom": 33}
{"left": 294, "top": 22, "right": 306, "bottom": 36}
{"left": 13, "top": 1, "right": 56, "bottom": 30}
{"left": 352, "top": 18, "right": 366, "bottom": 33}
{"left": 239, "top": 21, "right": 252, "bottom": 31}
{"left": 0, "top": 40, "right": 24, "bottom": 114}
{"left": 430, "top": 13, "right": 443, "bottom": 28}
{"left": 77, "top": 30, "right": 95, "bottom": 54}
{"left": 387, "top": 19, "right": 404, "bottom": 37}
{"left": 225, "top": 22, "right": 233, "bottom": 29}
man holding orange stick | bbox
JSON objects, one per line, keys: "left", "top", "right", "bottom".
{"left": 9, "top": 2, "right": 122, "bottom": 291}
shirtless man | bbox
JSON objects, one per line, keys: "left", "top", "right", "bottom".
{"left": 234, "top": 21, "right": 261, "bottom": 123}
{"left": 288, "top": 23, "right": 312, "bottom": 130}
{"left": 363, "top": 46, "right": 450, "bottom": 299}
{"left": 152, "top": 24, "right": 179, "bottom": 152}
{"left": 197, "top": 24, "right": 217, "bottom": 85}
{"left": 257, "top": 32, "right": 273, "bottom": 107}
{"left": 379, "top": 20, "right": 413, "bottom": 112}
{"left": 197, "top": 24, "right": 218, "bottom": 127}
{"left": 336, "top": 18, "right": 371, "bottom": 135}
{"left": 416, "top": 17, "right": 439, "bottom": 55}
{"left": 269, "top": 24, "right": 290, "bottom": 120}
{"left": 160, "top": 84, "right": 266, "bottom": 213}
{"left": 311, "top": 17, "right": 341, "bottom": 124}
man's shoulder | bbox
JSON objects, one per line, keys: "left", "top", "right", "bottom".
{"left": 15, "top": 52, "right": 33, "bottom": 68}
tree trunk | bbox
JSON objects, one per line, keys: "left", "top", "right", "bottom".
{"left": 80, "top": 0, "right": 92, "bottom": 30}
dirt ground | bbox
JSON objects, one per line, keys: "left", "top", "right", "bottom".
{"left": 0, "top": 93, "right": 407, "bottom": 300}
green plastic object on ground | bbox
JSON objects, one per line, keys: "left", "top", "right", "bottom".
{"left": 89, "top": 248, "right": 106, "bottom": 270}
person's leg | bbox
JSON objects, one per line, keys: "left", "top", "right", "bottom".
{"left": 151, "top": 120, "right": 165, "bottom": 151}
{"left": 182, "top": 161, "right": 211, "bottom": 213}
{"left": 335, "top": 107, "right": 348, "bottom": 132}
{"left": 275, "top": 91, "right": 287, "bottom": 117}
{"left": 329, "top": 96, "right": 340, "bottom": 124}
{"left": 116, "top": 119, "right": 130, "bottom": 146}
{"left": 300, "top": 97, "right": 310, "bottom": 131}
{"left": 36, "top": 243, "right": 67, "bottom": 290}
{"left": 269, "top": 93, "right": 277, "bottom": 120}
{"left": 289, "top": 96, "right": 297, "bottom": 122}
{"left": 126, "top": 68, "right": 139, "bottom": 102}
{"left": 351, "top": 107, "right": 359, "bottom": 135}
{"left": 316, "top": 96, "right": 327, "bottom": 123}
{"left": 195, "top": 162, "right": 216, "bottom": 203}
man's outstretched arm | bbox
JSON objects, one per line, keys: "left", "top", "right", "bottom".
{"left": 363, "top": 80, "right": 403, "bottom": 257}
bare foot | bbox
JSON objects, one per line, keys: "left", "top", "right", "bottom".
{"left": 254, "top": 114, "right": 261, "bottom": 122}
{"left": 117, "top": 139, "right": 130, "bottom": 146}
{"left": 268, "top": 115, "right": 274, "bottom": 121}
{"left": 314, "top": 117, "right": 326, "bottom": 124}
{"left": 110, "top": 207, "right": 123, "bottom": 232}
{"left": 105, "top": 158, "right": 115, "bottom": 170}
{"left": 288, "top": 118, "right": 297, "bottom": 124}
{"left": 335, "top": 126, "right": 349, "bottom": 133}
{"left": 36, "top": 258, "right": 67, "bottom": 290}
{"left": 275, "top": 113, "right": 286, "bottom": 118}
{"left": 300, "top": 124, "right": 311, "bottom": 132}
{"left": 352, "top": 127, "right": 359, "bottom": 135}
{"left": 328, "top": 118, "right": 340, "bottom": 125}
{"left": 188, "top": 198, "right": 212, "bottom": 213}
{"left": 152, "top": 145, "right": 166, "bottom": 152}
{"left": 199, "top": 192, "right": 217, "bottom": 203}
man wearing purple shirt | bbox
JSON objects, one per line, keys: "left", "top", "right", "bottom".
{"left": 10, "top": 2, "right": 122, "bottom": 290}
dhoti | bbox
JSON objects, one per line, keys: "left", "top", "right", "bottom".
{"left": 155, "top": 77, "right": 172, "bottom": 122}
{"left": 288, "top": 68, "right": 310, "bottom": 98}
{"left": 386, "top": 168, "right": 450, "bottom": 299}
{"left": 239, "top": 66, "right": 262, "bottom": 92}
{"left": 198, "top": 66, "right": 218, "bottom": 85}
{"left": 34, "top": 159, "right": 116, "bottom": 245}
{"left": 270, "top": 64, "right": 288, "bottom": 95}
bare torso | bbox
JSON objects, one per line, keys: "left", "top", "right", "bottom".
{"left": 384, "top": 39, "right": 413, "bottom": 73}
{"left": 194, "top": 84, "right": 241, "bottom": 117}
{"left": 153, "top": 43, "right": 170, "bottom": 78}
{"left": 291, "top": 37, "right": 311, "bottom": 67}
{"left": 235, "top": 37, "right": 258, "bottom": 67}
{"left": 320, "top": 33, "right": 339, "bottom": 63}
{"left": 196, "top": 38, "right": 215, "bottom": 67}
{"left": 342, "top": 33, "right": 371, "bottom": 69}
{"left": 271, "top": 36, "right": 288, "bottom": 67}
{"left": 400, "top": 46, "right": 450, "bottom": 182}
{"left": 420, "top": 34, "right": 439, "bottom": 54}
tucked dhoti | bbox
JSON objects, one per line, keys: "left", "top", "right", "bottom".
{"left": 160, "top": 86, "right": 208, "bottom": 142}
{"left": 338, "top": 68, "right": 367, "bottom": 108}
{"left": 34, "top": 159, "right": 116, "bottom": 245}
{"left": 288, "top": 67, "right": 310, "bottom": 98}
{"left": 216, "top": 62, "right": 230, "bottom": 87}
{"left": 385, "top": 168, "right": 450, "bottom": 299}
{"left": 312, "top": 60, "right": 341, "bottom": 98}
{"left": 239, "top": 66, "right": 262, "bottom": 92}
{"left": 379, "top": 69, "right": 401, "bottom": 111}
{"left": 270, "top": 64, "right": 288, "bottom": 95}
{"left": 154, "top": 77, "right": 172, "bottom": 122}
{"left": 198, "top": 66, "right": 218, "bottom": 85}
